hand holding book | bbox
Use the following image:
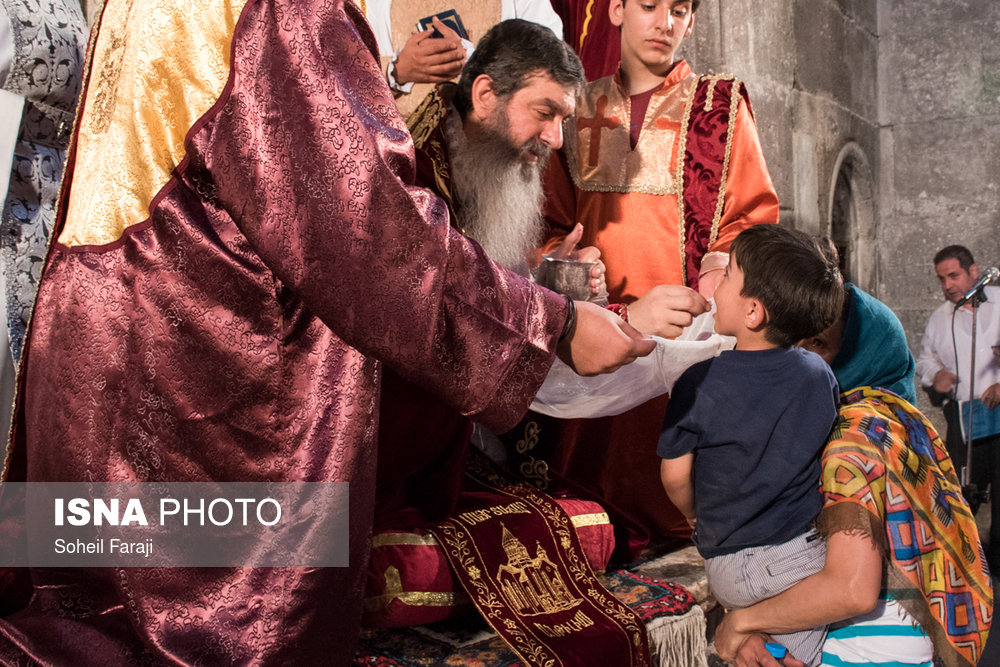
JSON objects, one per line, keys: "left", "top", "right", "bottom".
{"left": 395, "top": 16, "right": 465, "bottom": 85}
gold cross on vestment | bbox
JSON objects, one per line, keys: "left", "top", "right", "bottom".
{"left": 576, "top": 96, "right": 622, "bottom": 167}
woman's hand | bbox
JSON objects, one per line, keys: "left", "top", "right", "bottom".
{"left": 712, "top": 529, "right": 882, "bottom": 664}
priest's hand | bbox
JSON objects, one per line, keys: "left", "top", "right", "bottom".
{"left": 628, "top": 285, "right": 709, "bottom": 338}
{"left": 572, "top": 247, "right": 606, "bottom": 299}
{"left": 394, "top": 18, "right": 465, "bottom": 85}
{"left": 557, "top": 301, "right": 655, "bottom": 376}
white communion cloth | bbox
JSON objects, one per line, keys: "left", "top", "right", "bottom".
{"left": 531, "top": 309, "right": 735, "bottom": 419}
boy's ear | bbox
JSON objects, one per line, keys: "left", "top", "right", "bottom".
{"left": 745, "top": 298, "right": 768, "bottom": 332}
{"left": 609, "top": 0, "right": 624, "bottom": 28}
{"left": 470, "top": 74, "right": 498, "bottom": 121}
{"left": 684, "top": 12, "right": 696, "bottom": 37}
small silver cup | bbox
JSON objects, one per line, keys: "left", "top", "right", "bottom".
{"left": 537, "top": 257, "right": 601, "bottom": 302}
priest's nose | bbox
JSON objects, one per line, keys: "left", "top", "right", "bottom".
{"left": 540, "top": 121, "right": 563, "bottom": 150}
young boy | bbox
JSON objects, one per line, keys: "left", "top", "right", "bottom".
{"left": 658, "top": 225, "right": 843, "bottom": 666}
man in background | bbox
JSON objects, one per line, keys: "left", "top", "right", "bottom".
{"left": 917, "top": 244, "right": 1000, "bottom": 566}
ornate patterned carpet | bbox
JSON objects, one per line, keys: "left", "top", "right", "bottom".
{"left": 355, "top": 569, "right": 707, "bottom": 666}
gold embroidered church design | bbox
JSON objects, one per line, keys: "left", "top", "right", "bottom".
{"left": 496, "top": 523, "right": 580, "bottom": 616}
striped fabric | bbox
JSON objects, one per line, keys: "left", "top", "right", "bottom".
{"left": 821, "top": 594, "right": 933, "bottom": 667}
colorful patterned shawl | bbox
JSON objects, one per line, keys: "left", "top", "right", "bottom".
{"left": 819, "top": 387, "right": 993, "bottom": 667}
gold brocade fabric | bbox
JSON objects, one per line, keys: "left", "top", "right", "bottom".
{"left": 406, "top": 85, "right": 455, "bottom": 212}
{"left": 60, "top": 0, "right": 247, "bottom": 248}
{"left": 566, "top": 71, "right": 697, "bottom": 195}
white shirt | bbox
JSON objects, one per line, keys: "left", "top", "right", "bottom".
{"left": 365, "top": 0, "right": 563, "bottom": 93}
{"left": 915, "top": 285, "right": 1000, "bottom": 402}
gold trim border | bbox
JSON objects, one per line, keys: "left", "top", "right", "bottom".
{"left": 371, "top": 532, "right": 439, "bottom": 548}
{"left": 674, "top": 76, "right": 698, "bottom": 286}
{"left": 675, "top": 73, "right": 740, "bottom": 285}
{"left": 708, "top": 79, "right": 742, "bottom": 250}
{"left": 571, "top": 512, "right": 610, "bottom": 528}
{"left": 363, "top": 565, "right": 468, "bottom": 612}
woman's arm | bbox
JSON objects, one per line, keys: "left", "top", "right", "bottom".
{"left": 714, "top": 528, "right": 883, "bottom": 663}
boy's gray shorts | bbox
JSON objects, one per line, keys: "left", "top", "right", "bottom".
{"left": 704, "top": 530, "right": 827, "bottom": 666}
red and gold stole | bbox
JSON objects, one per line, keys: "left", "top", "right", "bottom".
{"left": 678, "top": 75, "right": 749, "bottom": 292}
{"left": 428, "top": 450, "right": 652, "bottom": 666}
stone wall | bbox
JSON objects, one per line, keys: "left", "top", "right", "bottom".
{"left": 876, "top": 0, "right": 1000, "bottom": 359}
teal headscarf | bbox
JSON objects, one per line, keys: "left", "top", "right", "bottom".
{"left": 830, "top": 283, "right": 917, "bottom": 404}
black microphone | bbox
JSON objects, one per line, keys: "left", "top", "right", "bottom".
{"left": 955, "top": 266, "right": 1000, "bottom": 307}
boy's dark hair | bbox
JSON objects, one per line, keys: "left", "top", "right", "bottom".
{"left": 730, "top": 225, "right": 844, "bottom": 348}
{"left": 454, "top": 19, "right": 585, "bottom": 118}
{"left": 933, "top": 245, "right": 975, "bottom": 271}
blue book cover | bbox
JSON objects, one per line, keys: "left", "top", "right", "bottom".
{"left": 416, "top": 10, "right": 469, "bottom": 39}
{"left": 959, "top": 398, "right": 1000, "bottom": 441}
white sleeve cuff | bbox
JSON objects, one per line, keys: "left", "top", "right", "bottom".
{"left": 386, "top": 51, "right": 414, "bottom": 95}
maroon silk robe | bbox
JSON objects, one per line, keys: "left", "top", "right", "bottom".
{"left": 0, "top": 1, "right": 566, "bottom": 664}
{"left": 375, "top": 87, "right": 486, "bottom": 531}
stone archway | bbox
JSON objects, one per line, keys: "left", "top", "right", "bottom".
{"left": 827, "top": 143, "right": 877, "bottom": 293}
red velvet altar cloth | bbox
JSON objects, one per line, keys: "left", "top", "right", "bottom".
{"left": 0, "top": 1, "right": 568, "bottom": 664}
{"left": 365, "top": 497, "right": 615, "bottom": 628}
{"left": 426, "top": 454, "right": 651, "bottom": 666}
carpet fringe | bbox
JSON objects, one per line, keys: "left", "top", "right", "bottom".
{"left": 647, "top": 604, "right": 708, "bottom": 667}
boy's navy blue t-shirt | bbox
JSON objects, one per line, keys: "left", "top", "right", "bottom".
{"left": 657, "top": 346, "right": 839, "bottom": 559}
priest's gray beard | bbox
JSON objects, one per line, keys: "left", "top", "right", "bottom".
{"left": 445, "top": 106, "right": 548, "bottom": 275}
